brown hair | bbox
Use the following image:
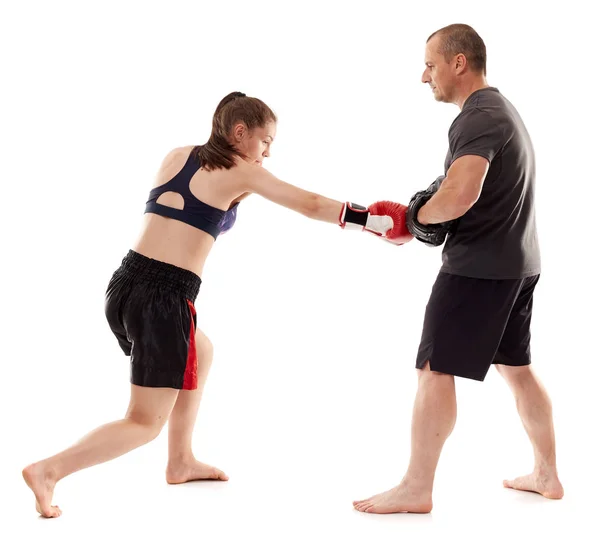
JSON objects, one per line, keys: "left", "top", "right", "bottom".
{"left": 192, "top": 92, "right": 277, "bottom": 170}
{"left": 427, "top": 24, "right": 487, "bottom": 75}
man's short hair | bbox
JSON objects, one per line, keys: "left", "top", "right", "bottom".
{"left": 428, "top": 24, "right": 487, "bottom": 75}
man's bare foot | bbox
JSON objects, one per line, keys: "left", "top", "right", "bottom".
{"left": 353, "top": 482, "right": 433, "bottom": 514}
{"left": 503, "top": 470, "right": 564, "bottom": 499}
{"left": 22, "top": 463, "right": 61, "bottom": 518}
{"left": 166, "top": 458, "right": 229, "bottom": 484}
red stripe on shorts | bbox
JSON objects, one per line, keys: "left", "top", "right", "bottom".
{"left": 183, "top": 300, "right": 198, "bottom": 390}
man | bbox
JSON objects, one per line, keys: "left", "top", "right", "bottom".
{"left": 353, "top": 23, "right": 563, "bottom": 514}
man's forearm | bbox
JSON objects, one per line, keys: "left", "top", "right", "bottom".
{"left": 417, "top": 187, "right": 470, "bottom": 225}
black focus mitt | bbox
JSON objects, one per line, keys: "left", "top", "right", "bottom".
{"left": 406, "top": 176, "right": 457, "bottom": 247}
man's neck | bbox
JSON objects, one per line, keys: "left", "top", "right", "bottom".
{"left": 455, "top": 78, "right": 490, "bottom": 109}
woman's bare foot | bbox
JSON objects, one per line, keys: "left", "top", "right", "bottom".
{"left": 503, "top": 470, "right": 564, "bottom": 499}
{"left": 22, "top": 463, "right": 61, "bottom": 518}
{"left": 166, "top": 458, "right": 229, "bottom": 484}
{"left": 353, "top": 482, "right": 433, "bottom": 514}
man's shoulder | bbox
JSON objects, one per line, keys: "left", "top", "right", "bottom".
{"left": 448, "top": 105, "right": 494, "bottom": 137}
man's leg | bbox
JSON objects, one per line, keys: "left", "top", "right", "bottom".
{"left": 353, "top": 363, "right": 456, "bottom": 514}
{"left": 496, "top": 364, "right": 563, "bottom": 499}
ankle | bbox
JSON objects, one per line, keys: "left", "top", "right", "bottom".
{"left": 534, "top": 461, "right": 558, "bottom": 476}
{"left": 401, "top": 473, "right": 434, "bottom": 493}
{"left": 37, "top": 459, "right": 61, "bottom": 483}
{"left": 167, "top": 452, "right": 195, "bottom": 466}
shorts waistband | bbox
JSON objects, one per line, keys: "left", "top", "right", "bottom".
{"left": 119, "top": 250, "right": 201, "bottom": 301}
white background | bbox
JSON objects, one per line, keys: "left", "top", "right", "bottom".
{"left": 2, "top": 0, "right": 598, "bottom": 544}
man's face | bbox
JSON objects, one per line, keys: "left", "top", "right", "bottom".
{"left": 422, "top": 36, "right": 456, "bottom": 103}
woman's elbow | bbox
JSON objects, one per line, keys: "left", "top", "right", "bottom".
{"left": 301, "top": 193, "right": 322, "bottom": 219}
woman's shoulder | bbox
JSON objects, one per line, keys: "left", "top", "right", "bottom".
{"left": 151, "top": 146, "right": 198, "bottom": 188}
{"left": 164, "top": 145, "right": 196, "bottom": 161}
{"left": 155, "top": 145, "right": 197, "bottom": 171}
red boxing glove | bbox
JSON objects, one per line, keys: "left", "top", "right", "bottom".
{"left": 339, "top": 200, "right": 414, "bottom": 245}
{"left": 367, "top": 201, "right": 414, "bottom": 245}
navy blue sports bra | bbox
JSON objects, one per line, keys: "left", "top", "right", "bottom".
{"left": 145, "top": 150, "right": 239, "bottom": 240}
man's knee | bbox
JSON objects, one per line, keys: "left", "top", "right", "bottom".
{"left": 495, "top": 363, "right": 532, "bottom": 382}
{"left": 418, "top": 361, "right": 455, "bottom": 381}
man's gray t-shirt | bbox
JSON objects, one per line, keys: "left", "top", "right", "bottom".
{"left": 441, "top": 87, "right": 541, "bottom": 279}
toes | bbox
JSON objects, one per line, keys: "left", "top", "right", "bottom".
{"left": 209, "top": 465, "right": 228, "bottom": 480}
{"left": 167, "top": 461, "right": 230, "bottom": 482}
{"left": 353, "top": 494, "right": 383, "bottom": 512}
{"left": 354, "top": 501, "right": 373, "bottom": 512}
{"left": 503, "top": 478, "right": 524, "bottom": 489}
{"left": 503, "top": 478, "right": 534, "bottom": 492}
{"left": 41, "top": 505, "right": 61, "bottom": 518}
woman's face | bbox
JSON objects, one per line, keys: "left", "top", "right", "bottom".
{"left": 234, "top": 121, "right": 276, "bottom": 166}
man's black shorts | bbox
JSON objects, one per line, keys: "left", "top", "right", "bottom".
{"left": 416, "top": 272, "right": 540, "bottom": 381}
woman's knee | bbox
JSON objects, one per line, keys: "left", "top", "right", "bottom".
{"left": 125, "top": 385, "right": 178, "bottom": 438}
{"left": 125, "top": 407, "right": 168, "bottom": 439}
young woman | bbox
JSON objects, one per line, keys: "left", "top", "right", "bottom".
{"left": 23, "top": 92, "right": 411, "bottom": 518}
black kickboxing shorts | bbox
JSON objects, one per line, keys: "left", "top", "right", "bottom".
{"left": 416, "top": 272, "right": 540, "bottom": 381}
{"left": 105, "top": 250, "right": 201, "bottom": 390}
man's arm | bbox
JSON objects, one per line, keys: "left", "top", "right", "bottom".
{"left": 417, "top": 155, "right": 489, "bottom": 225}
